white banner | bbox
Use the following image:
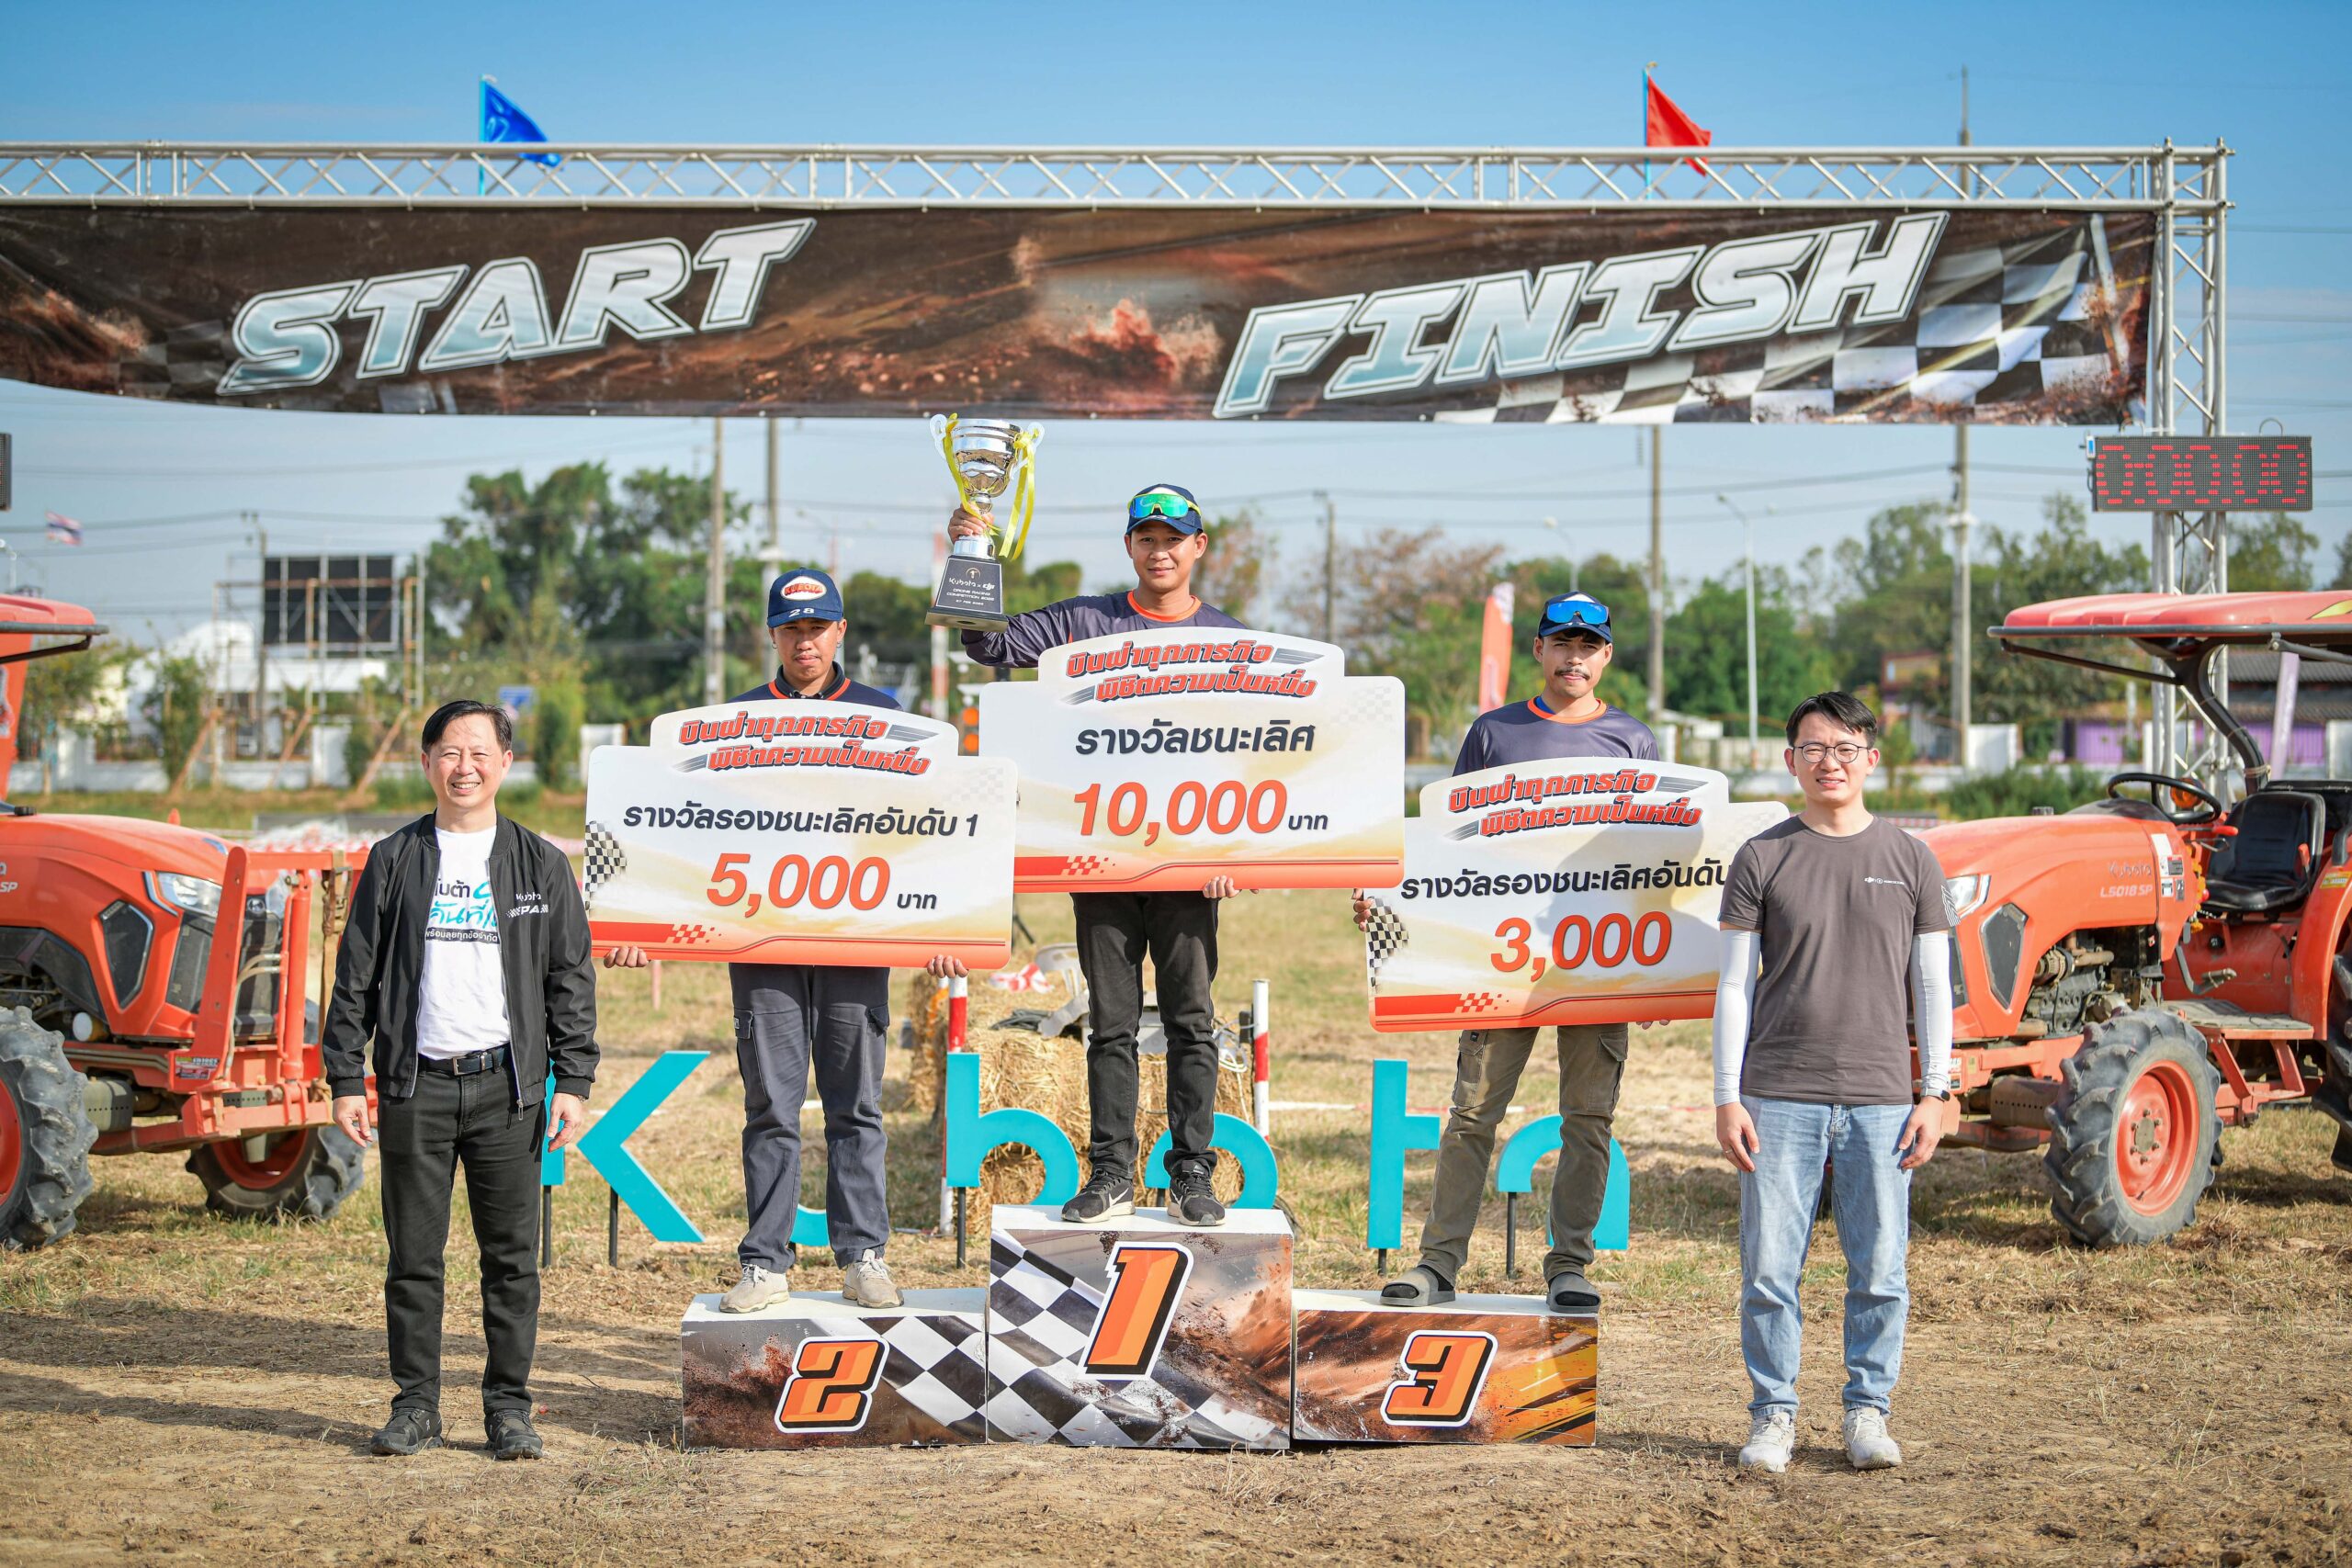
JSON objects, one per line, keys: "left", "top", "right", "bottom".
{"left": 1365, "top": 761, "right": 1785, "bottom": 1031}
{"left": 978, "top": 627, "right": 1406, "bottom": 893}
{"left": 582, "top": 701, "right": 1015, "bottom": 967}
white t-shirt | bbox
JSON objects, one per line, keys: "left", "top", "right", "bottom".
{"left": 415, "top": 826, "right": 512, "bottom": 1060}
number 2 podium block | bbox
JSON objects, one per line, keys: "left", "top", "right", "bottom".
{"left": 680, "top": 1290, "right": 989, "bottom": 1450}
{"left": 985, "top": 1203, "right": 1293, "bottom": 1450}
{"left": 1292, "top": 1289, "right": 1598, "bottom": 1445}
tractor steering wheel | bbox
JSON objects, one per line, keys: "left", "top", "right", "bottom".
{"left": 2104, "top": 771, "right": 2225, "bottom": 826}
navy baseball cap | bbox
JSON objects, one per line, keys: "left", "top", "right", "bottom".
{"left": 766, "top": 568, "right": 844, "bottom": 626}
{"left": 1536, "top": 592, "right": 1612, "bottom": 642}
{"left": 1126, "top": 483, "right": 1206, "bottom": 536}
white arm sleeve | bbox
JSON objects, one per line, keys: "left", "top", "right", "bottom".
{"left": 1911, "top": 931, "right": 1953, "bottom": 1098}
{"left": 1712, "top": 929, "right": 1759, "bottom": 1108}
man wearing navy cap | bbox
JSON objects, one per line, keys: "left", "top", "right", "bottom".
{"left": 609, "top": 568, "right": 905, "bottom": 1310}
{"left": 939, "top": 484, "right": 1243, "bottom": 1228}
{"left": 1355, "top": 591, "right": 1658, "bottom": 1312}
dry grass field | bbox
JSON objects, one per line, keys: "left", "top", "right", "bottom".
{"left": 5, "top": 885, "right": 2352, "bottom": 1567}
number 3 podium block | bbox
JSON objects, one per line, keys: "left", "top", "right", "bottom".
{"left": 680, "top": 1290, "right": 989, "bottom": 1449}
{"left": 1292, "top": 1290, "right": 1598, "bottom": 1445}
{"left": 985, "top": 1203, "right": 1293, "bottom": 1450}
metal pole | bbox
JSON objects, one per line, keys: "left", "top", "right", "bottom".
{"left": 608, "top": 1186, "right": 620, "bottom": 1268}
{"left": 1952, "top": 423, "right": 1973, "bottom": 772}
{"left": 1716, "top": 494, "right": 1759, "bottom": 764}
{"left": 1647, "top": 430, "right": 1665, "bottom": 730}
{"left": 955, "top": 1188, "right": 967, "bottom": 1269}
{"left": 540, "top": 1185, "right": 552, "bottom": 1267}
{"left": 1318, "top": 491, "right": 1336, "bottom": 643}
{"left": 1250, "top": 977, "right": 1271, "bottom": 1136}
{"left": 248, "top": 514, "right": 266, "bottom": 761}
{"left": 704, "top": 418, "right": 727, "bottom": 705}
{"left": 1505, "top": 1192, "right": 1518, "bottom": 1279}
{"left": 763, "top": 414, "right": 783, "bottom": 591}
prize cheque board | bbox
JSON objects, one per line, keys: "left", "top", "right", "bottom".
{"left": 1365, "top": 761, "right": 1785, "bottom": 1031}
{"left": 582, "top": 702, "right": 1015, "bottom": 968}
{"left": 978, "top": 628, "right": 1405, "bottom": 893}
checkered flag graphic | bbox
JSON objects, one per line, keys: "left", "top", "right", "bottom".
{"left": 983, "top": 1237, "right": 1284, "bottom": 1449}
{"left": 1363, "top": 897, "right": 1409, "bottom": 987}
{"left": 118, "top": 320, "right": 232, "bottom": 400}
{"left": 873, "top": 1313, "right": 991, "bottom": 1442}
{"left": 582, "top": 821, "right": 627, "bottom": 906}
{"left": 1437, "top": 225, "right": 2122, "bottom": 426}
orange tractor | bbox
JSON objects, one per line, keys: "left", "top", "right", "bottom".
{"left": 1925, "top": 590, "right": 2352, "bottom": 1246}
{"left": 0, "top": 596, "right": 368, "bottom": 1248}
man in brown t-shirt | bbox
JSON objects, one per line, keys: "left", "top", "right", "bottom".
{"left": 1712, "top": 692, "right": 1952, "bottom": 1475}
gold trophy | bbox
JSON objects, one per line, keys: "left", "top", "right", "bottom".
{"left": 927, "top": 414, "right": 1042, "bottom": 632}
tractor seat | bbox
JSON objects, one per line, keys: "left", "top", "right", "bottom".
{"left": 2202, "top": 789, "right": 2326, "bottom": 914}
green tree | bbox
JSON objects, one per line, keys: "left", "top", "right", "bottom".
{"left": 1665, "top": 570, "right": 1836, "bottom": 725}
{"left": 142, "top": 651, "right": 211, "bottom": 782}
{"left": 17, "top": 640, "right": 126, "bottom": 765}
{"left": 2229, "top": 512, "right": 2318, "bottom": 591}
{"left": 1196, "top": 509, "right": 1272, "bottom": 625}
{"left": 1292, "top": 526, "right": 1504, "bottom": 740}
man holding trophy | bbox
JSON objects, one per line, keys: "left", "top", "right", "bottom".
{"left": 929, "top": 416, "right": 1244, "bottom": 1228}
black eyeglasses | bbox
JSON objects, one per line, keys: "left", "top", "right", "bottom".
{"left": 1794, "top": 742, "right": 1870, "bottom": 764}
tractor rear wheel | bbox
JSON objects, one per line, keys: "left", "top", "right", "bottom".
{"left": 187, "top": 1124, "right": 365, "bottom": 1221}
{"left": 0, "top": 1007, "right": 97, "bottom": 1250}
{"left": 2046, "top": 1010, "right": 2220, "bottom": 1247}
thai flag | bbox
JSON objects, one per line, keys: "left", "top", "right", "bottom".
{"left": 44, "top": 511, "right": 82, "bottom": 546}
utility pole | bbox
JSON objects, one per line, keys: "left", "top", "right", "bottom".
{"left": 1716, "top": 495, "right": 1763, "bottom": 762}
{"left": 1951, "top": 66, "right": 1975, "bottom": 773}
{"left": 247, "top": 512, "right": 266, "bottom": 760}
{"left": 704, "top": 418, "right": 727, "bottom": 705}
{"left": 1317, "top": 490, "right": 1336, "bottom": 643}
{"left": 1647, "top": 430, "right": 1665, "bottom": 729}
{"left": 762, "top": 415, "right": 783, "bottom": 590}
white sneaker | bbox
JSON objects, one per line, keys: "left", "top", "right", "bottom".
{"left": 841, "top": 1257, "right": 903, "bottom": 1309}
{"left": 1738, "top": 1409, "right": 1796, "bottom": 1473}
{"left": 720, "top": 1262, "right": 793, "bottom": 1314}
{"left": 1842, "top": 1406, "right": 1903, "bottom": 1471}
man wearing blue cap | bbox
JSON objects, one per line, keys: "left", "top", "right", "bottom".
{"left": 941, "top": 484, "right": 1243, "bottom": 1228}
{"left": 1355, "top": 592, "right": 1657, "bottom": 1312}
{"left": 609, "top": 568, "right": 905, "bottom": 1310}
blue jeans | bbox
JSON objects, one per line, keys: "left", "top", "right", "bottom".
{"left": 1737, "top": 1097, "right": 1913, "bottom": 1416}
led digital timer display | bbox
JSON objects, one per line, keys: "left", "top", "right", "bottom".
{"left": 2087, "top": 436, "right": 2312, "bottom": 513}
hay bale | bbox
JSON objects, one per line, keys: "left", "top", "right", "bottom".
{"left": 964, "top": 1025, "right": 1252, "bottom": 1235}
{"left": 907, "top": 962, "right": 1079, "bottom": 1119}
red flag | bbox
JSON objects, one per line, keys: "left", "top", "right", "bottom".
{"left": 1476, "top": 582, "right": 1515, "bottom": 712}
{"left": 1645, "top": 74, "right": 1713, "bottom": 175}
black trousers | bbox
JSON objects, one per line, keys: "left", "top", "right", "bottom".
{"left": 1071, "top": 891, "right": 1220, "bottom": 1186}
{"left": 377, "top": 1065, "right": 544, "bottom": 1416}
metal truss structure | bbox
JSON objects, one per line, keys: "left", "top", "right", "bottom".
{"left": 0, "top": 140, "right": 2234, "bottom": 781}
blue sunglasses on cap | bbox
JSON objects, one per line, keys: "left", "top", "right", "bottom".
{"left": 1537, "top": 593, "right": 1612, "bottom": 639}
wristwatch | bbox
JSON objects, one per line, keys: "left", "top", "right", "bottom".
{"left": 1924, "top": 1089, "right": 1952, "bottom": 1102}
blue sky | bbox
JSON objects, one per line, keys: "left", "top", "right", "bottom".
{"left": 1, "top": 0, "right": 2346, "bottom": 644}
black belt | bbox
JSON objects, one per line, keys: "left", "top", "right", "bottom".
{"left": 418, "top": 1044, "right": 511, "bottom": 1077}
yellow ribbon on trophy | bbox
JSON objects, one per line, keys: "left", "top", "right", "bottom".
{"left": 937, "top": 414, "right": 1041, "bottom": 565}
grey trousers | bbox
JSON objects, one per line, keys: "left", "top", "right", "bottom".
{"left": 731, "top": 964, "right": 889, "bottom": 1269}
{"left": 1417, "top": 1022, "right": 1628, "bottom": 1284}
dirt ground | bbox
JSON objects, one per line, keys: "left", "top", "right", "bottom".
{"left": 5, "top": 891, "right": 2351, "bottom": 1567}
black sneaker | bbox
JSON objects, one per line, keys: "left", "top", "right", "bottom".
{"left": 1166, "top": 1169, "right": 1227, "bottom": 1229}
{"left": 1060, "top": 1174, "right": 1136, "bottom": 1224}
{"left": 486, "top": 1409, "right": 543, "bottom": 1461}
{"left": 369, "top": 1406, "right": 442, "bottom": 1457}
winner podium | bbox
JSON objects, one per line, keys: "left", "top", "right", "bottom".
{"left": 679, "top": 1206, "right": 1598, "bottom": 1450}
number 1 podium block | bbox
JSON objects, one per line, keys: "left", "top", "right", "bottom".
{"left": 680, "top": 1290, "right": 989, "bottom": 1449}
{"left": 1292, "top": 1289, "right": 1598, "bottom": 1445}
{"left": 985, "top": 1203, "right": 1293, "bottom": 1450}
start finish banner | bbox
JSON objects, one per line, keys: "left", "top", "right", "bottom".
{"left": 979, "top": 627, "right": 1404, "bottom": 893}
{"left": 0, "top": 206, "right": 2148, "bottom": 423}
{"left": 1365, "top": 763, "right": 1785, "bottom": 1032}
{"left": 581, "top": 702, "right": 1016, "bottom": 969}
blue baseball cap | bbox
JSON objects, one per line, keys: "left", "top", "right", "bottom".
{"left": 1535, "top": 592, "right": 1612, "bottom": 642}
{"left": 766, "top": 568, "right": 844, "bottom": 626}
{"left": 1126, "top": 482, "right": 1206, "bottom": 536}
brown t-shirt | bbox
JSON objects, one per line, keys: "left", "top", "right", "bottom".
{"left": 1719, "top": 816, "right": 1951, "bottom": 1106}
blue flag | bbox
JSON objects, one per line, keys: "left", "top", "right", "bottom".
{"left": 480, "top": 78, "right": 560, "bottom": 167}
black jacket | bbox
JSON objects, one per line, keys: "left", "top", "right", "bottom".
{"left": 322, "top": 813, "right": 599, "bottom": 1106}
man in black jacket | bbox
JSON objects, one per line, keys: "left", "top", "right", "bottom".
{"left": 324, "top": 699, "right": 599, "bottom": 1461}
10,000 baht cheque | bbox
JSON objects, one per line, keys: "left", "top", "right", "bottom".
{"left": 978, "top": 627, "right": 1405, "bottom": 893}
{"left": 582, "top": 702, "right": 1016, "bottom": 968}
{"left": 1363, "top": 761, "right": 1786, "bottom": 1031}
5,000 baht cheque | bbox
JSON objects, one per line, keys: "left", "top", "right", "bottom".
{"left": 1364, "top": 761, "right": 1785, "bottom": 1031}
{"left": 582, "top": 702, "right": 1015, "bottom": 969}
{"left": 978, "top": 627, "right": 1404, "bottom": 893}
